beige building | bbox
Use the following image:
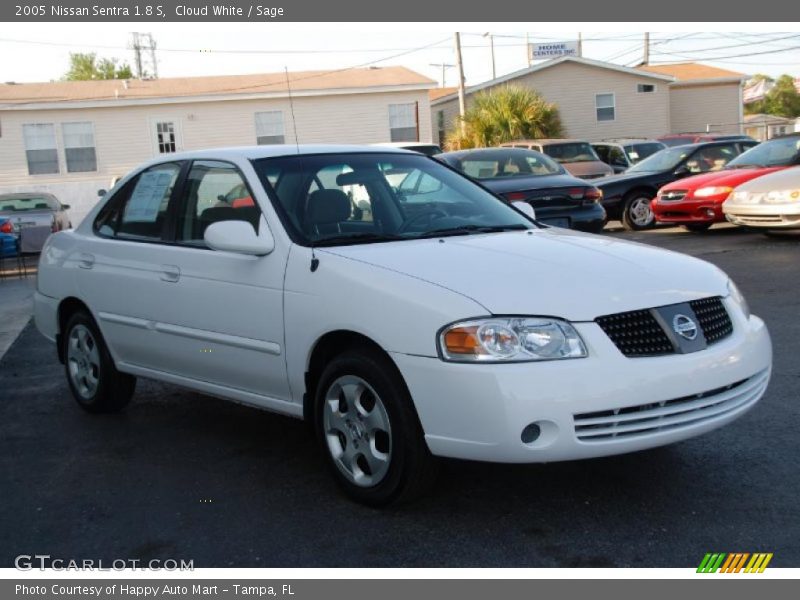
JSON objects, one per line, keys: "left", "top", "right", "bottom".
{"left": 0, "top": 66, "right": 436, "bottom": 222}
{"left": 431, "top": 56, "right": 746, "bottom": 147}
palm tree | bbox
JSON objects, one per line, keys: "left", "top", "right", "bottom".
{"left": 444, "top": 85, "right": 563, "bottom": 150}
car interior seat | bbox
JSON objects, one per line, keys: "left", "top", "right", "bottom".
{"left": 305, "top": 189, "right": 351, "bottom": 236}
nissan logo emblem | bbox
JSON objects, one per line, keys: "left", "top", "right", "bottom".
{"left": 672, "top": 314, "right": 698, "bottom": 341}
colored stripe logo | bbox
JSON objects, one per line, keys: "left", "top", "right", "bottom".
{"left": 697, "top": 553, "right": 773, "bottom": 573}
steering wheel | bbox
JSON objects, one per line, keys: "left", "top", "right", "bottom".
{"left": 398, "top": 208, "right": 449, "bottom": 234}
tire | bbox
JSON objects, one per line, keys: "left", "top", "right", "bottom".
{"left": 621, "top": 191, "right": 656, "bottom": 231}
{"left": 682, "top": 223, "right": 713, "bottom": 233}
{"left": 62, "top": 309, "right": 136, "bottom": 413}
{"left": 314, "top": 349, "right": 438, "bottom": 506}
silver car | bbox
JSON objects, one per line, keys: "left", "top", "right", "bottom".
{"left": 723, "top": 166, "right": 800, "bottom": 232}
{"left": 0, "top": 192, "right": 72, "bottom": 235}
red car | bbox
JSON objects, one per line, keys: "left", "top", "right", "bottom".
{"left": 652, "top": 134, "right": 800, "bottom": 231}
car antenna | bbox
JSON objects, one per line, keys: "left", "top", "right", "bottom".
{"left": 284, "top": 66, "right": 318, "bottom": 272}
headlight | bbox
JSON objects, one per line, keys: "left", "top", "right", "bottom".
{"left": 439, "top": 317, "right": 588, "bottom": 362}
{"left": 764, "top": 189, "right": 800, "bottom": 204}
{"left": 727, "top": 279, "right": 750, "bottom": 320}
{"left": 694, "top": 186, "right": 733, "bottom": 198}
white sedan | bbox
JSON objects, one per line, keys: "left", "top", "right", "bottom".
{"left": 34, "top": 145, "right": 772, "bottom": 505}
{"left": 723, "top": 166, "right": 800, "bottom": 232}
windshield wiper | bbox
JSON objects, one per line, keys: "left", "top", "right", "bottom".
{"left": 413, "top": 224, "right": 530, "bottom": 239}
{"left": 312, "top": 232, "right": 406, "bottom": 247}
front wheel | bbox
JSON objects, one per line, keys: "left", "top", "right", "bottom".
{"left": 621, "top": 192, "right": 656, "bottom": 231}
{"left": 63, "top": 310, "right": 136, "bottom": 413}
{"left": 314, "top": 350, "right": 437, "bottom": 506}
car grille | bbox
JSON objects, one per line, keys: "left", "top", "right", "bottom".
{"left": 595, "top": 296, "right": 733, "bottom": 357}
{"left": 690, "top": 296, "right": 734, "bottom": 343}
{"left": 573, "top": 368, "right": 769, "bottom": 441}
{"left": 659, "top": 190, "right": 688, "bottom": 201}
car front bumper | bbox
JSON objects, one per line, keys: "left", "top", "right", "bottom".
{"left": 391, "top": 299, "right": 771, "bottom": 463}
{"left": 652, "top": 196, "right": 727, "bottom": 224}
{"left": 724, "top": 202, "right": 800, "bottom": 229}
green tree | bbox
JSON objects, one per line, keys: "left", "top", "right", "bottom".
{"left": 444, "top": 85, "right": 563, "bottom": 150}
{"left": 764, "top": 75, "right": 800, "bottom": 118}
{"left": 63, "top": 52, "right": 133, "bottom": 81}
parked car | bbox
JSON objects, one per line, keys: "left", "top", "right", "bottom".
{"left": 0, "top": 192, "right": 72, "bottom": 235}
{"left": 437, "top": 147, "right": 606, "bottom": 232}
{"left": 597, "top": 139, "right": 759, "bottom": 230}
{"left": 372, "top": 142, "right": 443, "bottom": 157}
{"left": 592, "top": 139, "right": 666, "bottom": 173}
{"left": 35, "top": 145, "right": 771, "bottom": 506}
{"left": 653, "top": 134, "right": 800, "bottom": 231}
{"left": 723, "top": 166, "right": 800, "bottom": 233}
{"left": 500, "top": 139, "right": 614, "bottom": 179}
{"left": 658, "top": 133, "right": 755, "bottom": 148}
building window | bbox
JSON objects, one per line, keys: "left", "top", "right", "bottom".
{"left": 255, "top": 111, "right": 285, "bottom": 145}
{"left": 637, "top": 84, "right": 656, "bottom": 93}
{"left": 596, "top": 93, "right": 615, "bottom": 122}
{"left": 156, "top": 121, "right": 177, "bottom": 154}
{"left": 62, "top": 122, "right": 97, "bottom": 172}
{"left": 389, "top": 103, "right": 418, "bottom": 142}
{"left": 22, "top": 123, "right": 59, "bottom": 175}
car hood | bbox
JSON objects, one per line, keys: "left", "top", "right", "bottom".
{"left": 561, "top": 161, "right": 613, "bottom": 178}
{"left": 479, "top": 173, "right": 586, "bottom": 193}
{"left": 659, "top": 167, "right": 785, "bottom": 191}
{"left": 321, "top": 229, "right": 729, "bottom": 321}
{"left": 731, "top": 165, "right": 800, "bottom": 193}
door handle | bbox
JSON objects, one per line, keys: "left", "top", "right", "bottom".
{"left": 160, "top": 264, "right": 181, "bottom": 283}
{"left": 78, "top": 253, "right": 95, "bottom": 269}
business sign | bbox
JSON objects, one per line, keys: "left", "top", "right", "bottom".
{"left": 529, "top": 40, "right": 579, "bottom": 60}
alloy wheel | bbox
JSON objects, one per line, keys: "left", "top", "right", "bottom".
{"left": 66, "top": 324, "right": 100, "bottom": 399}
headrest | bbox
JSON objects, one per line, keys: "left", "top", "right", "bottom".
{"left": 307, "top": 189, "right": 351, "bottom": 225}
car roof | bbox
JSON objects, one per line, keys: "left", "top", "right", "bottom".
{"left": 502, "top": 139, "right": 588, "bottom": 145}
{"left": 439, "top": 147, "right": 545, "bottom": 159}
{"left": 141, "top": 144, "right": 416, "bottom": 165}
{"left": 371, "top": 142, "right": 441, "bottom": 148}
{"left": 0, "top": 192, "right": 58, "bottom": 201}
{"left": 595, "top": 139, "right": 663, "bottom": 145}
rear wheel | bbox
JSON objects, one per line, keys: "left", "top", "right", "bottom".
{"left": 621, "top": 192, "right": 656, "bottom": 231}
{"left": 314, "top": 349, "right": 437, "bottom": 506}
{"left": 682, "top": 223, "right": 713, "bottom": 232}
{"left": 63, "top": 310, "right": 136, "bottom": 413}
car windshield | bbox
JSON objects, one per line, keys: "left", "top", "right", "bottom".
{"left": 726, "top": 137, "right": 800, "bottom": 168}
{"left": 253, "top": 152, "right": 534, "bottom": 246}
{"left": 543, "top": 142, "right": 600, "bottom": 163}
{"left": 0, "top": 196, "right": 59, "bottom": 211}
{"left": 624, "top": 143, "right": 666, "bottom": 164}
{"left": 627, "top": 146, "right": 693, "bottom": 173}
{"left": 454, "top": 149, "right": 563, "bottom": 179}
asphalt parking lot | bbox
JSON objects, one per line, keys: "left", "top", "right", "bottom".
{"left": 1, "top": 224, "right": 798, "bottom": 568}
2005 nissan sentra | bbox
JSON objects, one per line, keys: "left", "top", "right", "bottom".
{"left": 34, "top": 145, "right": 772, "bottom": 505}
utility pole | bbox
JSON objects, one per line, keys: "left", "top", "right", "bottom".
{"left": 578, "top": 32, "right": 583, "bottom": 57}
{"left": 129, "top": 32, "right": 158, "bottom": 79}
{"left": 454, "top": 32, "right": 467, "bottom": 130}
{"left": 429, "top": 62, "right": 454, "bottom": 88}
{"left": 525, "top": 32, "right": 531, "bottom": 66}
{"left": 483, "top": 32, "right": 496, "bottom": 80}
{"left": 643, "top": 32, "right": 650, "bottom": 66}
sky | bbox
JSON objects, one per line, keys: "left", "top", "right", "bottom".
{"left": 1, "top": 23, "right": 799, "bottom": 87}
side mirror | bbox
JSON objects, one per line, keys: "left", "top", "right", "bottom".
{"left": 61, "top": 204, "right": 71, "bottom": 210}
{"left": 674, "top": 165, "right": 690, "bottom": 177}
{"left": 97, "top": 189, "right": 107, "bottom": 197}
{"left": 511, "top": 200, "right": 536, "bottom": 220}
{"left": 204, "top": 216, "right": 275, "bottom": 256}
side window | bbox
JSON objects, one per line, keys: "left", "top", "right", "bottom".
{"left": 94, "top": 162, "right": 181, "bottom": 240}
{"left": 686, "top": 144, "right": 737, "bottom": 173}
{"left": 594, "top": 145, "right": 609, "bottom": 162}
{"left": 178, "top": 161, "right": 262, "bottom": 243}
{"left": 609, "top": 146, "right": 627, "bottom": 167}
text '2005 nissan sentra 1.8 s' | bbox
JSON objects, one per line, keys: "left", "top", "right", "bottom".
{"left": 34, "top": 145, "right": 772, "bottom": 506}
